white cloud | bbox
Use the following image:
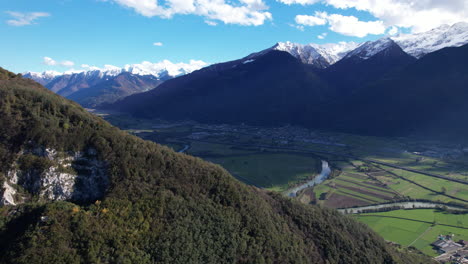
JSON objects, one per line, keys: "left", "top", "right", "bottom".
{"left": 287, "top": 23, "right": 304, "bottom": 31}
{"left": 81, "top": 64, "right": 101, "bottom": 71}
{"left": 103, "top": 64, "right": 121, "bottom": 71}
{"left": 323, "top": 13, "right": 386, "bottom": 37}
{"left": 43, "top": 57, "right": 57, "bottom": 66}
{"left": 387, "top": 25, "right": 398, "bottom": 35}
{"left": 279, "top": 0, "right": 319, "bottom": 4}
{"left": 108, "top": 0, "right": 272, "bottom": 26}
{"left": 43, "top": 57, "right": 75, "bottom": 68}
{"left": 296, "top": 12, "right": 386, "bottom": 37}
{"left": 295, "top": 14, "right": 326, "bottom": 26}
{"left": 5, "top": 11, "right": 50, "bottom": 26}
{"left": 61, "top": 61, "right": 75, "bottom": 67}
{"left": 153, "top": 42, "right": 164, "bottom": 46}
{"left": 279, "top": 0, "right": 468, "bottom": 33}
{"left": 205, "top": 20, "right": 217, "bottom": 26}
{"left": 317, "top": 32, "right": 327, "bottom": 39}
{"left": 325, "top": 0, "right": 468, "bottom": 32}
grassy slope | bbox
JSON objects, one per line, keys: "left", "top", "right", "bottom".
{"left": 0, "top": 68, "right": 432, "bottom": 263}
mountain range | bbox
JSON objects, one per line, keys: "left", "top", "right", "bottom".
{"left": 23, "top": 60, "right": 206, "bottom": 107}
{"left": 0, "top": 67, "right": 432, "bottom": 263}
{"left": 270, "top": 22, "right": 468, "bottom": 67}
{"left": 106, "top": 22, "right": 468, "bottom": 138}
{"left": 25, "top": 23, "right": 468, "bottom": 112}
{"left": 327, "top": 43, "right": 468, "bottom": 137}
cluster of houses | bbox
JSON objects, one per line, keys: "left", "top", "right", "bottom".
{"left": 433, "top": 235, "right": 468, "bottom": 263}
{"left": 191, "top": 123, "right": 346, "bottom": 147}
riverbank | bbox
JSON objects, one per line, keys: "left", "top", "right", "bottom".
{"left": 286, "top": 160, "right": 331, "bottom": 197}
{"left": 339, "top": 201, "right": 468, "bottom": 214}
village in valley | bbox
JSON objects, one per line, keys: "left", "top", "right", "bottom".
{"left": 433, "top": 235, "right": 468, "bottom": 263}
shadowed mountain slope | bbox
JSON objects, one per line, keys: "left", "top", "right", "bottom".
{"left": 109, "top": 51, "right": 332, "bottom": 127}
{"left": 326, "top": 44, "right": 468, "bottom": 137}
{"left": 68, "top": 72, "right": 163, "bottom": 108}
{"left": 108, "top": 43, "right": 468, "bottom": 138}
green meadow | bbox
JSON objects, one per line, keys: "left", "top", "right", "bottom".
{"left": 355, "top": 209, "right": 468, "bottom": 256}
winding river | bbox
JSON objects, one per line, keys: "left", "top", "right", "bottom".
{"left": 178, "top": 145, "right": 190, "bottom": 153}
{"left": 287, "top": 160, "right": 331, "bottom": 197}
{"left": 284, "top": 161, "right": 467, "bottom": 214}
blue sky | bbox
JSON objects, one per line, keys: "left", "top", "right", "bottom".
{"left": 1, "top": 0, "right": 466, "bottom": 73}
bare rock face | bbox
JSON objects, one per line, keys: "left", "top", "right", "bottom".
{"left": 40, "top": 167, "right": 81, "bottom": 201}
{"left": 0, "top": 181, "right": 17, "bottom": 206}
{"left": 1, "top": 146, "right": 108, "bottom": 205}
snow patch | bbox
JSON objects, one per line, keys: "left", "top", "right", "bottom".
{"left": 247, "top": 41, "right": 360, "bottom": 68}
{"left": 273, "top": 41, "right": 360, "bottom": 67}
{"left": 344, "top": 38, "right": 394, "bottom": 60}
{"left": 392, "top": 22, "right": 468, "bottom": 58}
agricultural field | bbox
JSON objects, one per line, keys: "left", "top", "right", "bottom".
{"left": 311, "top": 161, "right": 401, "bottom": 208}
{"left": 204, "top": 152, "right": 321, "bottom": 192}
{"left": 337, "top": 133, "right": 468, "bottom": 183}
{"left": 376, "top": 166, "right": 468, "bottom": 204}
{"left": 355, "top": 209, "right": 468, "bottom": 256}
{"left": 312, "top": 158, "right": 467, "bottom": 208}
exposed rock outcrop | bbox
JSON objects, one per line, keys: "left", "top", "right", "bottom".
{"left": 1, "top": 146, "right": 108, "bottom": 205}
{"left": 0, "top": 181, "right": 17, "bottom": 206}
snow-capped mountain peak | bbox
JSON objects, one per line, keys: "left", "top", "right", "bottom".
{"left": 309, "top": 42, "right": 361, "bottom": 64}
{"left": 273, "top": 41, "right": 324, "bottom": 66}
{"left": 22, "top": 70, "right": 63, "bottom": 85}
{"left": 249, "top": 22, "right": 468, "bottom": 67}
{"left": 344, "top": 38, "right": 394, "bottom": 60}
{"left": 392, "top": 22, "right": 468, "bottom": 58}
{"left": 274, "top": 41, "right": 360, "bottom": 67}
{"left": 123, "top": 60, "right": 207, "bottom": 78}
{"left": 24, "top": 60, "right": 209, "bottom": 87}
{"left": 25, "top": 70, "right": 62, "bottom": 79}
{"left": 247, "top": 41, "right": 359, "bottom": 68}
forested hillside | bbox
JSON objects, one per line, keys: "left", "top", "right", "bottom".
{"left": 0, "top": 67, "right": 432, "bottom": 263}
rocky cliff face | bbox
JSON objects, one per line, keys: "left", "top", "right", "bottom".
{"left": 1, "top": 146, "right": 108, "bottom": 205}
{"left": 0, "top": 181, "right": 17, "bottom": 205}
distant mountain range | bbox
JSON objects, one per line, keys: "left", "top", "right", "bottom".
{"left": 245, "top": 22, "right": 468, "bottom": 69}
{"left": 106, "top": 22, "right": 468, "bottom": 138}
{"left": 23, "top": 60, "right": 206, "bottom": 107}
